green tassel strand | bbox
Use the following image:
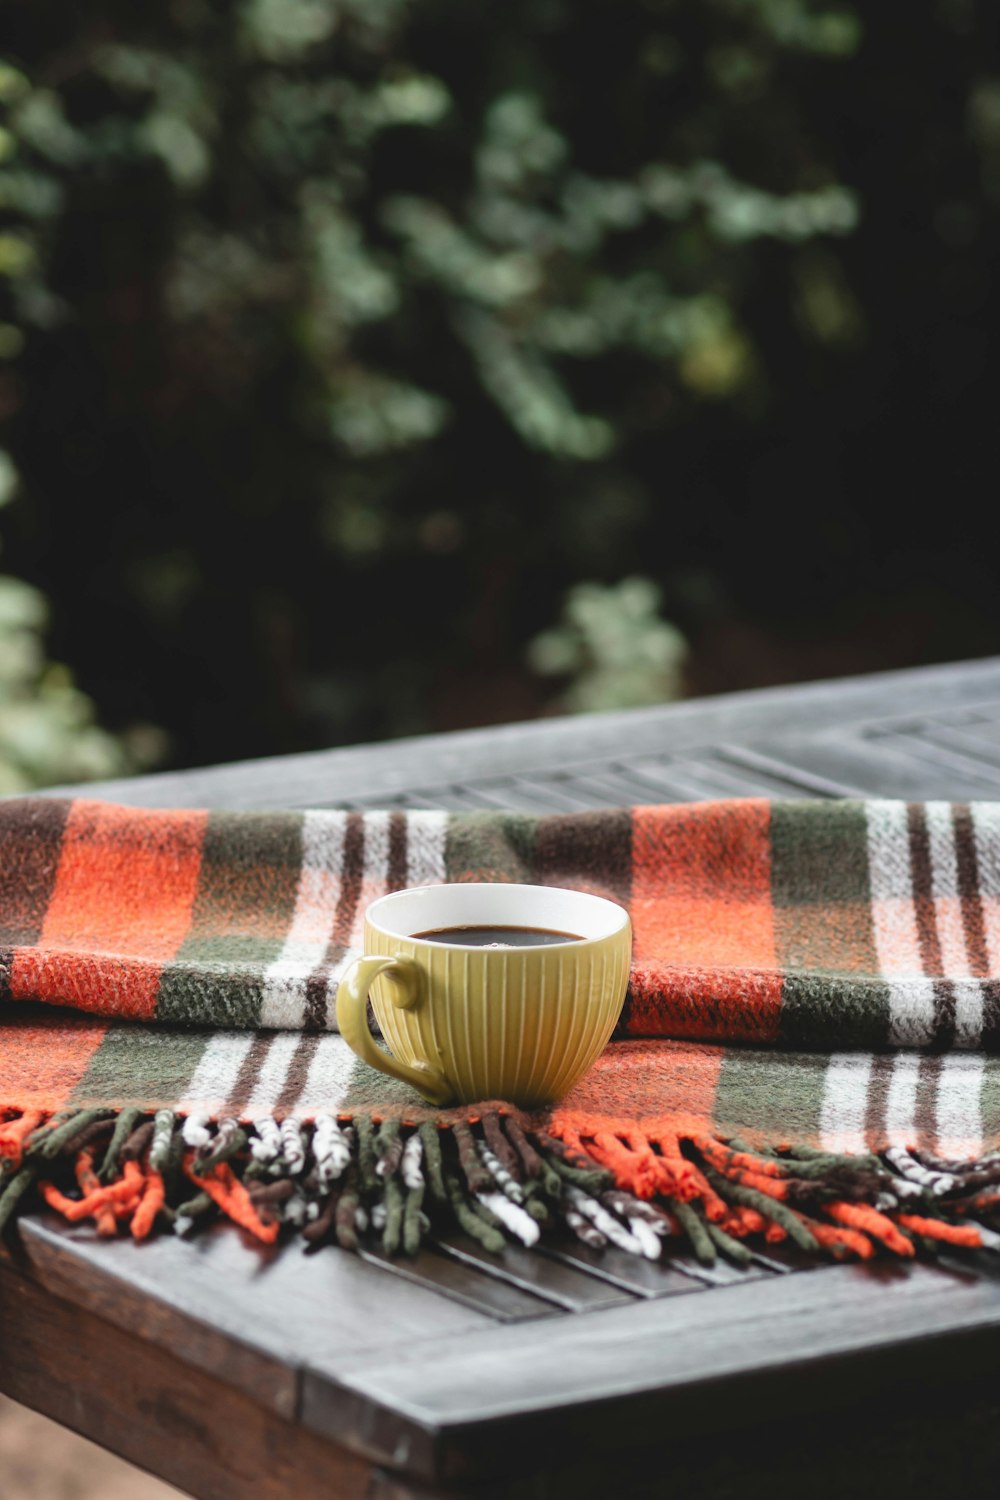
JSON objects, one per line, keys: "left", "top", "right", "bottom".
{"left": 98, "top": 1107, "right": 144, "bottom": 1182}
{"left": 418, "top": 1123, "right": 447, "bottom": 1202}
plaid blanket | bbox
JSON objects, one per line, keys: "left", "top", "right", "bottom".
{"left": 1, "top": 795, "right": 998, "bottom": 1264}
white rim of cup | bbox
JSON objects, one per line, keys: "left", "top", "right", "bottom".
{"left": 364, "top": 882, "right": 629, "bottom": 950}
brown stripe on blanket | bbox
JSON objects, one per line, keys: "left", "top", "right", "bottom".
{"left": 953, "top": 804, "right": 991, "bottom": 976}
{"left": 0, "top": 797, "right": 72, "bottom": 947}
{"left": 227, "top": 1033, "right": 278, "bottom": 1117}
{"left": 907, "top": 804, "right": 958, "bottom": 1048}
{"left": 274, "top": 1033, "right": 323, "bottom": 1116}
{"left": 907, "top": 803, "right": 945, "bottom": 977}
{"left": 863, "top": 1051, "right": 896, "bottom": 1150}
{"left": 387, "top": 810, "right": 409, "bottom": 892}
{"left": 916, "top": 1052, "right": 944, "bottom": 1145}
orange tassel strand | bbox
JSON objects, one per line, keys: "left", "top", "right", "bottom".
{"left": 825, "top": 1201, "right": 914, "bottom": 1257}
{"left": 131, "top": 1167, "right": 166, "bottom": 1240}
{"left": 0, "top": 1111, "right": 47, "bottom": 1166}
{"left": 895, "top": 1214, "right": 983, "bottom": 1249}
{"left": 184, "top": 1156, "right": 279, "bottom": 1244}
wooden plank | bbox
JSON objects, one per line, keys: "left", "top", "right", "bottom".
{"left": 426, "top": 779, "right": 596, "bottom": 814}
{"left": 538, "top": 1240, "right": 706, "bottom": 1298}
{"left": 743, "top": 1241, "right": 819, "bottom": 1274}
{"left": 715, "top": 744, "right": 867, "bottom": 797}
{"left": 416, "top": 787, "right": 510, "bottom": 811}
{"left": 0, "top": 1254, "right": 382, "bottom": 1500}
{"left": 301, "top": 1261, "right": 1000, "bottom": 1482}
{"left": 494, "top": 775, "right": 617, "bottom": 812}
{"left": 621, "top": 754, "right": 826, "bottom": 799}
{"left": 958, "top": 702, "right": 1000, "bottom": 724}
{"left": 564, "top": 761, "right": 730, "bottom": 803}
{"left": 7, "top": 1213, "right": 496, "bottom": 1422}
{"left": 724, "top": 734, "right": 1000, "bottom": 799}
{"left": 42, "top": 659, "right": 1000, "bottom": 810}
{"left": 930, "top": 1248, "right": 1000, "bottom": 1282}
{"left": 872, "top": 729, "right": 1000, "bottom": 787}
{"left": 430, "top": 1236, "right": 637, "bottom": 1313}
{"left": 344, "top": 1369, "right": 1000, "bottom": 1500}
{"left": 529, "top": 764, "right": 696, "bottom": 806}
{"left": 356, "top": 1247, "right": 555, "bottom": 1323}
{"left": 914, "top": 721, "right": 1000, "bottom": 766}
{"left": 656, "top": 1252, "right": 776, "bottom": 1288}
{"left": 360, "top": 753, "right": 828, "bottom": 816}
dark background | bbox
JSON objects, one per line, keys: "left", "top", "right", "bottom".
{"left": 1, "top": 0, "right": 998, "bottom": 785}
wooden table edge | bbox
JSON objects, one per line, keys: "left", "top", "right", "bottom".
{"left": 40, "top": 655, "right": 1000, "bottom": 810}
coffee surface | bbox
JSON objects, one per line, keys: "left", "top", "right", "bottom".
{"left": 413, "top": 924, "right": 583, "bottom": 948}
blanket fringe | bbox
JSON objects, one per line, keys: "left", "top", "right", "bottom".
{"left": 0, "top": 1106, "right": 996, "bottom": 1265}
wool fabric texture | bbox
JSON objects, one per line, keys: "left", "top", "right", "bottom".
{"left": 2, "top": 794, "right": 1000, "bottom": 1263}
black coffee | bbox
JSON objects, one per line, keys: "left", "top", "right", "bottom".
{"left": 414, "top": 925, "right": 583, "bottom": 948}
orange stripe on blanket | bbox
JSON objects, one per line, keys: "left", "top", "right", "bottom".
{"left": 0, "top": 1013, "right": 109, "bottom": 1113}
{"left": 629, "top": 963, "right": 786, "bottom": 1043}
{"left": 556, "top": 1039, "right": 726, "bottom": 1122}
{"left": 10, "top": 801, "right": 207, "bottom": 1020}
{"left": 631, "top": 802, "right": 781, "bottom": 1042}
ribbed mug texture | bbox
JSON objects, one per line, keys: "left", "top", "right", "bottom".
{"left": 366, "top": 921, "right": 630, "bottom": 1107}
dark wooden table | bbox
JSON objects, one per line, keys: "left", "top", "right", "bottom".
{"left": 6, "top": 658, "right": 1000, "bottom": 1500}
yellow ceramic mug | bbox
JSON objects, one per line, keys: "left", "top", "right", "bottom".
{"left": 336, "top": 883, "right": 631, "bottom": 1107}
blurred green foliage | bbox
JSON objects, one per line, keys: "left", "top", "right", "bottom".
{"left": 0, "top": 456, "right": 153, "bottom": 788}
{"left": 0, "top": 2, "right": 998, "bottom": 771}
{"left": 529, "top": 578, "right": 688, "bottom": 712}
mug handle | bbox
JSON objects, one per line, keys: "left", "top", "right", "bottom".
{"left": 335, "top": 955, "right": 454, "bottom": 1106}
